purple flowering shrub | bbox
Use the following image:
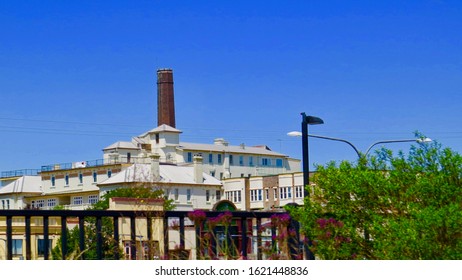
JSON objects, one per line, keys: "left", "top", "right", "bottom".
{"left": 309, "top": 217, "right": 356, "bottom": 259}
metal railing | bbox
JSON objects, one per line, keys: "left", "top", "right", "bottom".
{"left": 0, "top": 169, "right": 41, "bottom": 179}
{"left": 0, "top": 209, "right": 303, "bottom": 260}
{"left": 40, "top": 156, "right": 152, "bottom": 172}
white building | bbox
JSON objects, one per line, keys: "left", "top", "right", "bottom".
{"left": 103, "top": 124, "right": 301, "bottom": 181}
{"left": 98, "top": 155, "right": 223, "bottom": 211}
{"left": 223, "top": 172, "right": 306, "bottom": 211}
{"left": 0, "top": 176, "right": 42, "bottom": 210}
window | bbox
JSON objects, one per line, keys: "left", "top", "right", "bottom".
{"left": 216, "top": 190, "right": 221, "bottom": 201}
{"left": 37, "top": 239, "right": 52, "bottom": 256}
{"left": 206, "top": 190, "right": 210, "bottom": 202}
{"left": 287, "top": 187, "right": 292, "bottom": 198}
{"left": 1, "top": 200, "right": 10, "bottom": 209}
{"left": 78, "top": 172, "right": 83, "bottom": 184}
{"left": 229, "top": 155, "right": 234, "bottom": 165}
{"left": 249, "top": 156, "right": 254, "bottom": 166}
{"left": 220, "top": 172, "right": 223, "bottom": 180}
{"left": 73, "top": 196, "right": 83, "bottom": 205}
{"left": 187, "top": 189, "right": 191, "bottom": 202}
{"left": 262, "top": 158, "right": 270, "bottom": 166}
{"left": 174, "top": 189, "right": 179, "bottom": 201}
{"left": 65, "top": 174, "right": 69, "bottom": 186}
{"left": 33, "top": 200, "right": 45, "bottom": 209}
{"left": 208, "top": 153, "right": 213, "bottom": 164}
{"left": 107, "top": 169, "right": 112, "bottom": 178}
{"left": 47, "top": 199, "right": 57, "bottom": 208}
{"left": 155, "top": 133, "right": 160, "bottom": 144}
{"left": 276, "top": 158, "right": 283, "bottom": 167}
{"left": 251, "top": 190, "right": 263, "bottom": 202}
{"left": 217, "top": 154, "right": 222, "bottom": 164}
{"left": 12, "top": 239, "right": 23, "bottom": 256}
{"left": 274, "top": 188, "right": 278, "bottom": 200}
{"left": 295, "top": 186, "right": 303, "bottom": 198}
{"left": 265, "top": 189, "right": 269, "bottom": 201}
{"left": 231, "top": 191, "right": 242, "bottom": 203}
{"left": 239, "top": 156, "right": 244, "bottom": 166}
{"left": 187, "top": 152, "right": 192, "bottom": 162}
{"left": 123, "top": 241, "right": 132, "bottom": 260}
{"left": 89, "top": 195, "right": 99, "bottom": 204}
{"left": 127, "top": 152, "right": 131, "bottom": 163}
{"left": 51, "top": 176, "right": 56, "bottom": 187}
{"left": 210, "top": 171, "right": 215, "bottom": 177}
{"left": 93, "top": 171, "right": 98, "bottom": 183}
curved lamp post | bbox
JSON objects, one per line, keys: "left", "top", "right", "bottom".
{"left": 288, "top": 131, "right": 432, "bottom": 158}
{"left": 300, "top": 113, "right": 324, "bottom": 198}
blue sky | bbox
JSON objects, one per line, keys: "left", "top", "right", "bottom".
{"left": 1, "top": 0, "right": 461, "bottom": 172}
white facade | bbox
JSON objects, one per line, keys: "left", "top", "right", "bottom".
{"left": 103, "top": 124, "right": 301, "bottom": 181}
{"left": 0, "top": 176, "right": 42, "bottom": 209}
{"left": 223, "top": 172, "right": 306, "bottom": 211}
{"left": 97, "top": 158, "right": 223, "bottom": 211}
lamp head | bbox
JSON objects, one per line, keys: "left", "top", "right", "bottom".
{"left": 301, "top": 113, "right": 324, "bottom": 125}
{"left": 417, "top": 137, "right": 432, "bottom": 143}
{"left": 287, "top": 131, "right": 303, "bottom": 137}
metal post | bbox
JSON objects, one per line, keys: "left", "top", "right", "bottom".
{"left": 301, "top": 113, "right": 310, "bottom": 198}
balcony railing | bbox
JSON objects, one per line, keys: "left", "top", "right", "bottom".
{"left": 40, "top": 156, "right": 151, "bottom": 172}
{"left": 0, "top": 169, "right": 41, "bottom": 179}
{"left": 0, "top": 209, "right": 304, "bottom": 260}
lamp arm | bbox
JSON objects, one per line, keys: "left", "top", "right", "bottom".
{"left": 309, "top": 134, "right": 362, "bottom": 158}
{"left": 364, "top": 139, "right": 416, "bottom": 156}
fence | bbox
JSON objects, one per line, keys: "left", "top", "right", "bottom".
{"left": 0, "top": 209, "right": 304, "bottom": 260}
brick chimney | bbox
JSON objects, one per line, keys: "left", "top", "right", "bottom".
{"left": 157, "top": 69, "right": 176, "bottom": 128}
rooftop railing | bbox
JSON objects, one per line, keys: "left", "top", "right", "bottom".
{"left": 0, "top": 169, "right": 41, "bottom": 179}
{"left": 40, "top": 156, "right": 151, "bottom": 172}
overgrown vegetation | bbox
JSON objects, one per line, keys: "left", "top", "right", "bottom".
{"left": 290, "top": 135, "right": 462, "bottom": 259}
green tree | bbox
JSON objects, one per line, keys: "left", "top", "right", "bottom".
{"left": 290, "top": 137, "right": 462, "bottom": 259}
{"left": 52, "top": 186, "right": 174, "bottom": 259}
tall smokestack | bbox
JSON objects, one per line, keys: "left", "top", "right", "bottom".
{"left": 157, "top": 68, "right": 176, "bottom": 128}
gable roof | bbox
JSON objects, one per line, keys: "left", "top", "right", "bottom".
{"left": 0, "top": 176, "right": 42, "bottom": 195}
{"left": 139, "top": 124, "right": 182, "bottom": 137}
{"left": 103, "top": 141, "right": 139, "bottom": 151}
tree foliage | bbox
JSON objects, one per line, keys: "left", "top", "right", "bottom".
{"left": 52, "top": 186, "right": 174, "bottom": 259}
{"left": 290, "top": 138, "right": 462, "bottom": 259}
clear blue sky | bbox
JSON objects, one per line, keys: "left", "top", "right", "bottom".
{"left": 1, "top": 0, "right": 461, "bottom": 172}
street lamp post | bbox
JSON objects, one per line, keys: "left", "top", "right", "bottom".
{"left": 300, "top": 113, "right": 324, "bottom": 198}
{"left": 300, "top": 113, "right": 324, "bottom": 261}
